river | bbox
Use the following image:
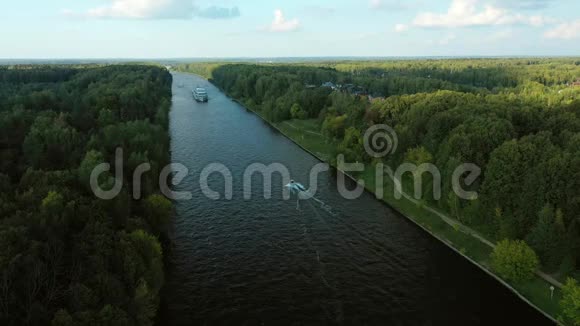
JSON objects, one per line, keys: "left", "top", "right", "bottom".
{"left": 159, "top": 72, "right": 551, "bottom": 325}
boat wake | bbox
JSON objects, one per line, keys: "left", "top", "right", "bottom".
{"left": 285, "top": 181, "right": 337, "bottom": 216}
{"left": 311, "top": 197, "right": 338, "bottom": 217}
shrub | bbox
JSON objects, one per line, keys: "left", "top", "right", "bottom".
{"left": 491, "top": 239, "right": 539, "bottom": 282}
{"left": 560, "top": 278, "right": 580, "bottom": 325}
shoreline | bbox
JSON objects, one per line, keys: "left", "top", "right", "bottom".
{"left": 267, "top": 119, "right": 559, "bottom": 325}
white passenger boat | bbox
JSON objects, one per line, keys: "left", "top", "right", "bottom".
{"left": 193, "top": 87, "right": 208, "bottom": 102}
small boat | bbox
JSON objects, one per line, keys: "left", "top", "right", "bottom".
{"left": 286, "top": 180, "right": 306, "bottom": 193}
{"left": 285, "top": 180, "right": 313, "bottom": 199}
{"left": 285, "top": 180, "right": 314, "bottom": 209}
{"left": 193, "top": 87, "right": 208, "bottom": 102}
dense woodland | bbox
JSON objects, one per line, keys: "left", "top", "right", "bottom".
{"left": 194, "top": 59, "right": 580, "bottom": 278}
{"left": 2, "top": 59, "right": 578, "bottom": 324}
{"left": 0, "top": 65, "right": 173, "bottom": 325}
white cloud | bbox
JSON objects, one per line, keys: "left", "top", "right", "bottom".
{"left": 64, "top": 0, "right": 239, "bottom": 20}
{"left": 395, "top": 24, "right": 409, "bottom": 32}
{"left": 410, "top": 0, "right": 554, "bottom": 28}
{"left": 544, "top": 20, "right": 580, "bottom": 39}
{"left": 267, "top": 9, "right": 300, "bottom": 32}
{"left": 85, "top": 0, "right": 192, "bottom": 19}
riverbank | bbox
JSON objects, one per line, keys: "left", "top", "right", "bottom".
{"left": 274, "top": 118, "right": 563, "bottom": 323}
{"left": 163, "top": 72, "right": 557, "bottom": 325}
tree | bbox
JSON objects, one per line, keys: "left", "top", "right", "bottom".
{"left": 132, "top": 279, "right": 157, "bottom": 326}
{"left": 491, "top": 239, "right": 539, "bottom": 282}
{"left": 51, "top": 309, "right": 74, "bottom": 326}
{"left": 338, "top": 127, "right": 365, "bottom": 163}
{"left": 78, "top": 150, "right": 106, "bottom": 192}
{"left": 526, "top": 204, "right": 565, "bottom": 271}
{"left": 482, "top": 133, "right": 561, "bottom": 239}
{"left": 0, "top": 65, "right": 172, "bottom": 325}
{"left": 321, "top": 115, "right": 347, "bottom": 139}
{"left": 97, "top": 305, "right": 131, "bottom": 326}
{"left": 23, "top": 113, "right": 83, "bottom": 170}
{"left": 42, "top": 191, "right": 64, "bottom": 215}
{"left": 143, "top": 194, "right": 172, "bottom": 234}
{"left": 121, "top": 230, "right": 164, "bottom": 293}
{"left": 290, "top": 103, "right": 307, "bottom": 120}
{"left": 98, "top": 108, "right": 115, "bottom": 128}
{"left": 405, "top": 146, "right": 433, "bottom": 165}
{"left": 560, "top": 278, "right": 580, "bottom": 326}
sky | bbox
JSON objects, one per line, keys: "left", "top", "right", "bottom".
{"left": 1, "top": 0, "right": 579, "bottom": 58}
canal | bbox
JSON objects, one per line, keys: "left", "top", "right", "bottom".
{"left": 159, "top": 72, "right": 551, "bottom": 325}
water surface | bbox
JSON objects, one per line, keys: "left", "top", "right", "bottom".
{"left": 160, "top": 72, "right": 551, "bottom": 325}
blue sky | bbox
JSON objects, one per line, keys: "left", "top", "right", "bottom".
{"left": 1, "top": 0, "right": 579, "bottom": 58}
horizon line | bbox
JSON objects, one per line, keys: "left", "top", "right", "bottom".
{"left": 1, "top": 55, "right": 580, "bottom": 62}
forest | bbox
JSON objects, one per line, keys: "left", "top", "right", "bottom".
{"left": 0, "top": 65, "right": 173, "bottom": 325}
{"left": 180, "top": 58, "right": 580, "bottom": 322}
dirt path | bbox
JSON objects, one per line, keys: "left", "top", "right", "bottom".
{"left": 283, "top": 119, "right": 564, "bottom": 289}
{"left": 390, "top": 176, "right": 563, "bottom": 288}
{"left": 283, "top": 121, "right": 323, "bottom": 136}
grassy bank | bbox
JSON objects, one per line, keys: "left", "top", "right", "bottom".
{"left": 275, "top": 119, "right": 564, "bottom": 322}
